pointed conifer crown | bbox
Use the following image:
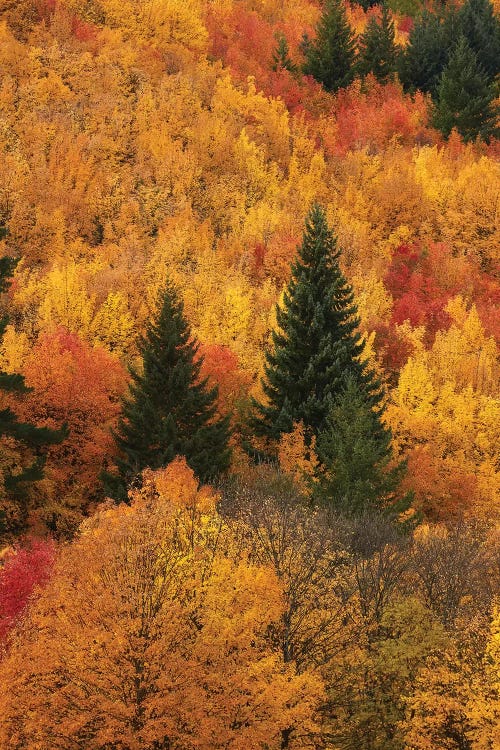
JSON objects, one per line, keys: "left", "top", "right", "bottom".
{"left": 104, "top": 277, "right": 231, "bottom": 501}
{"left": 252, "top": 203, "right": 381, "bottom": 446}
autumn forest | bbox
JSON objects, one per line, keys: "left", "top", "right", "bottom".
{"left": 0, "top": 0, "right": 499, "bottom": 747}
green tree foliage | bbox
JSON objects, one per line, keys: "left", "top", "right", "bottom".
{"left": 326, "top": 597, "right": 449, "bottom": 750}
{"left": 104, "top": 279, "right": 231, "bottom": 501}
{"left": 252, "top": 204, "right": 382, "bottom": 457}
{"left": 386, "top": 0, "right": 422, "bottom": 16}
{"left": 432, "top": 36, "right": 500, "bottom": 143}
{"left": 272, "top": 32, "right": 297, "bottom": 73}
{"left": 399, "top": 0, "right": 500, "bottom": 99}
{"left": 398, "top": 10, "right": 451, "bottom": 96}
{"left": 0, "top": 258, "right": 66, "bottom": 536}
{"left": 302, "top": 0, "right": 356, "bottom": 92}
{"left": 356, "top": 5, "right": 398, "bottom": 83}
{"left": 458, "top": 0, "right": 500, "bottom": 81}
{"left": 356, "top": 0, "right": 379, "bottom": 11}
{"left": 314, "top": 376, "right": 410, "bottom": 515}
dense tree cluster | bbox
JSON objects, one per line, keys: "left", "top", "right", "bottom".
{"left": 1, "top": 462, "right": 499, "bottom": 749}
{"left": 301, "top": 0, "right": 499, "bottom": 140}
{"left": 0, "top": 0, "right": 498, "bottom": 746}
{"left": 0, "top": 0, "right": 495, "bottom": 530}
{"left": 399, "top": 0, "right": 500, "bottom": 140}
{"left": 0, "top": 0, "right": 495, "bottom": 523}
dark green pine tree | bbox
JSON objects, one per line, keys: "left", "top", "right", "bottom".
{"left": 432, "top": 36, "right": 499, "bottom": 143}
{"left": 354, "top": 0, "right": 379, "bottom": 11}
{"left": 272, "top": 32, "right": 297, "bottom": 74}
{"left": 398, "top": 10, "right": 452, "bottom": 96}
{"left": 314, "top": 375, "right": 411, "bottom": 515}
{"left": 252, "top": 204, "right": 382, "bottom": 456}
{"left": 303, "top": 0, "right": 356, "bottom": 92}
{"left": 0, "top": 257, "right": 66, "bottom": 536}
{"left": 458, "top": 0, "right": 500, "bottom": 82}
{"left": 356, "top": 4, "right": 398, "bottom": 83}
{"left": 104, "top": 279, "right": 231, "bottom": 502}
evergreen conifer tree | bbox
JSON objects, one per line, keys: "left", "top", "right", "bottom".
{"left": 303, "top": 0, "right": 356, "bottom": 92}
{"left": 355, "top": 0, "right": 379, "bottom": 11}
{"left": 398, "top": 10, "right": 451, "bottom": 96}
{"left": 104, "top": 279, "right": 231, "bottom": 501}
{"left": 357, "top": 5, "right": 398, "bottom": 83}
{"left": 458, "top": 0, "right": 500, "bottom": 82}
{"left": 432, "top": 36, "right": 499, "bottom": 142}
{"left": 272, "top": 32, "right": 297, "bottom": 73}
{"left": 314, "top": 375, "right": 411, "bottom": 515}
{"left": 399, "top": 0, "right": 500, "bottom": 98}
{"left": 252, "top": 204, "right": 382, "bottom": 454}
{"left": 0, "top": 258, "right": 66, "bottom": 535}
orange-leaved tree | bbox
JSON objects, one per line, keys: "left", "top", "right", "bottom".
{"left": 20, "top": 328, "right": 128, "bottom": 532}
{"left": 0, "top": 458, "right": 324, "bottom": 749}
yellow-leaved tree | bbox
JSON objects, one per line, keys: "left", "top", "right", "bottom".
{"left": 96, "top": 0, "right": 208, "bottom": 51}
{"left": 386, "top": 297, "right": 500, "bottom": 521}
{"left": 402, "top": 603, "right": 500, "bottom": 750}
{"left": 0, "top": 458, "right": 324, "bottom": 749}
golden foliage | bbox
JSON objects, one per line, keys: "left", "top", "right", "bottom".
{"left": 278, "top": 421, "right": 320, "bottom": 492}
{"left": 0, "top": 461, "right": 324, "bottom": 749}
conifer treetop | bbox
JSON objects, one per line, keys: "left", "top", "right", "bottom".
{"left": 105, "top": 279, "right": 231, "bottom": 501}
{"left": 432, "top": 35, "right": 500, "bottom": 142}
{"left": 303, "top": 0, "right": 356, "bottom": 92}
{"left": 357, "top": 5, "right": 398, "bottom": 83}
{"left": 253, "top": 203, "right": 382, "bottom": 445}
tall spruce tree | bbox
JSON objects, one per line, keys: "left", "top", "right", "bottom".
{"left": 458, "top": 0, "right": 500, "bottom": 82}
{"left": 314, "top": 375, "right": 411, "bottom": 515}
{"left": 432, "top": 36, "right": 499, "bottom": 142}
{"left": 0, "top": 257, "right": 66, "bottom": 536}
{"left": 104, "top": 279, "right": 231, "bottom": 501}
{"left": 303, "top": 0, "right": 356, "bottom": 92}
{"left": 356, "top": 5, "right": 398, "bottom": 83}
{"left": 398, "top": 10, "right": 451, "bottom": 96}
{"left": 252, "top": 204, "right": 382, "bottom": 455}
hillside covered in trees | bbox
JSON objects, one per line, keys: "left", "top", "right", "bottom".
{"left": 0, "top": 0, "right": 499, "bottom": 747}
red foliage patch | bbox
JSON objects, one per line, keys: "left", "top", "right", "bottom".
{"left": 71, "top": 16, "right": 98, "bottom": 42}
{"left": 206, "top": 5, "right": 315, "bottom": 114}
{"left": 472, "top": 275, "right": 500, "bottom": 344}
{"left": 372, "top": 320, "right": 415, "bottom": 377}
{"left": 332, "top": 78, "right": 435, "bottom": 156}
{"left": 0, "top": 539, "right": 56, "bottom": 643}
{"left": 385, "top": 241, "right": 500, "bottom": 346}
{"left": 22, "top": 328, "right": 128, "bottom": 503}
{"left": 385, "top": 243, "right": 457, "bottom": 344}
{"left": 207, "top": 6, "right": 275, "bottom": 81}
{"left": 398, "top": 15, "right": 414, "bottom": 34}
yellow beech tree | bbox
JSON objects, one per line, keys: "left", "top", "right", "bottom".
{"left": 0, "top": 459, "right": 324, "bottom": 750}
